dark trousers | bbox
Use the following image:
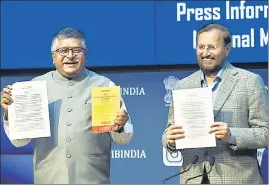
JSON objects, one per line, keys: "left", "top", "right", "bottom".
{"left": 201, "top": 168, "right": 210, "bottom": 184}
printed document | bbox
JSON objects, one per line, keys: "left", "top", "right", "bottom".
{"left": 91, "top": 86, "right": 120, "bottom": 133}
{"left": 172, "top": 87, "right": 216, "bottom": 149}
{"left": 8, "top": 81, "right": 51, "bottom": 139}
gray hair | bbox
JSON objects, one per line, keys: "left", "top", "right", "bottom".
{"left": 51, "top": 28, "right": 87, "bottom": 52}
{"left": 197, "top": 23, "right": 231, "bottom": 46}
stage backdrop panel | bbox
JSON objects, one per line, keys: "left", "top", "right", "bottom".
{"left": 1, "top": 68, "right": 267, "bottom": 184}
{"left": 2, "top": 1, "right": 268, "bottom": 70}
{"left": 155, "top": 1, "right": 268, "bottom": 64}
{"left": 1, "top": 76, "right": 35, "bottom": 154}
{"left": 1, "top": 1, "right": 155, "bottom": 69}
{"left": 1, "top": 154, "right": 33, "bottom": 184}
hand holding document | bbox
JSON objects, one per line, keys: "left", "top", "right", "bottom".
{"left": 8, "top": 81, "right": 51, "bottom": 140}
{"left": 172, "top": 87, "right": 216, "bottom": 149}
{"left": 91, "top": 86, "right": 120, "bottom": 133}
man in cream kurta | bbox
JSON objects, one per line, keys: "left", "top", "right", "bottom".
{"left": 1, "top": 28, "right": 133, "bottom": 184}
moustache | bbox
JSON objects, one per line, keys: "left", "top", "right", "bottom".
{"left": 201, "top": 57, "right": 215, "bottom": 60}
{"left": 63, "top": 61, "right": 79, "bottom": 64}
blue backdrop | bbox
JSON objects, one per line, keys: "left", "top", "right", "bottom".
{"left": 1, "top": 0, "right": 268, "bottom": 184}
{"left": 1, "top": 69, "right": 268, "bottom": 184}
{"left": 1, "top": 1, "right": 267, "bottom": 69}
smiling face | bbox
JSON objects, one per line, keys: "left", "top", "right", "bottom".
{"left": 52, "top": 38, "right": 87, "bottom": 78}
{"left": 196, "top": 29, "right": 230, "bottom": 76}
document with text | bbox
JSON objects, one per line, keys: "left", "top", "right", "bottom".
{"left": 91, "top": 86, "right": 120, "bottom": 133}
{"left": 172, "top": 87, "right": 216, "bottom": 149}
{"left": 8, "top": 81, "right": 51, "bottom": 140}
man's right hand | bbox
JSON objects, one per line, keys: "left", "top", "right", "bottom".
{"left": 166, "top": 124, "right": 185, "bottom": 146}
{"left": 1, "top": 85, "right": 13, "bottom": 117}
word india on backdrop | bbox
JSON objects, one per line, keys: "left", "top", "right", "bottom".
{"left": 120, "top": 87, "right": 145, "bottom": 96}
{"left": 111, "top": 149, "right": 147, "bottom": 159}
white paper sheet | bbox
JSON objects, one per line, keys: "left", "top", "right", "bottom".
{"left": 8, "top": 81, "right": 51, "bottom": 139}
{"left": 172, "top": 87, "right": 216, "bottom": 149}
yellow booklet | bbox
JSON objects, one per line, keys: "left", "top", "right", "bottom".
{"left": 91, "top": 86, "right": 120, "bottom": 133}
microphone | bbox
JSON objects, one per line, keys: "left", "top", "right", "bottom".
{"left": 162, "top": 155, "right": 199, "bottom": 184}
{"left": 185, "top": 154, "right": 215, "bottom": 184}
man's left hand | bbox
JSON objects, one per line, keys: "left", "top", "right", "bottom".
{"left": 209, "top": 122, "right": 231, "bottom": 142}
{"left": 113, "top": 109, "right": 129, "bottom": 131}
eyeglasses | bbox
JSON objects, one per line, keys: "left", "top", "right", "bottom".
{"left": 197, "top": 44, "right": 219, "bottom": 52}
{"left": 54, "top": 47, "right": 85, "bottom": 56}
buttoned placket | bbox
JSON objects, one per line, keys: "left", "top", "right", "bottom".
{"left": 66, "top": 80, "right": 75, "bottom": 159}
